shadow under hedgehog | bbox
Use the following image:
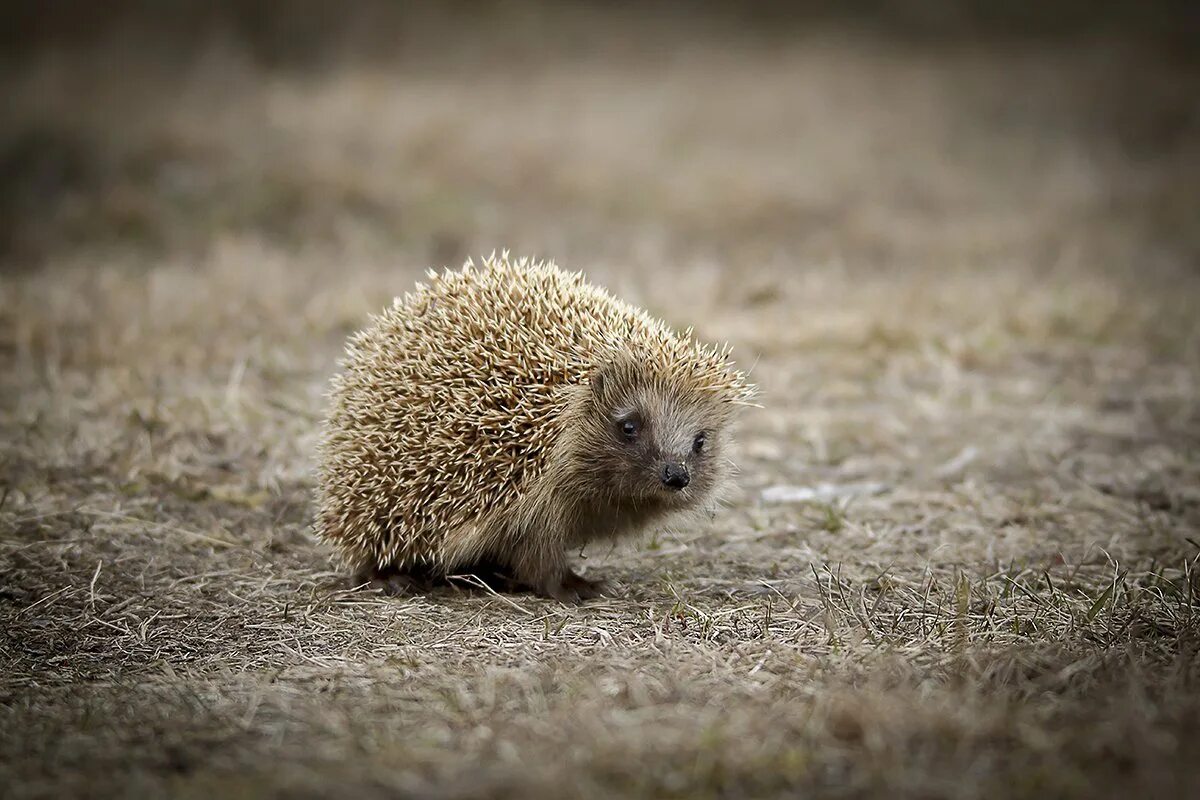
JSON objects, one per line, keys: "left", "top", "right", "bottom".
{"left": 315, "top": 252, "right": 756, "bottom": 603}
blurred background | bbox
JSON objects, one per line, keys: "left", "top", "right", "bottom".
{"left": 2, "top": 0, "right": 1197, "bottom": 275}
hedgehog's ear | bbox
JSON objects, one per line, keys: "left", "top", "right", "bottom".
{"left": 590, "top": 360, "right": 624, "bottom": 406}
{"left": 591, "top": 353, "right": 640, "bottom": 406}
{"left": 590, "top": 364, "right": 611, "bottom": 403}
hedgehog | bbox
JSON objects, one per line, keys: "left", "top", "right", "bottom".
{"left": 315, "top": 252, "right": 756, "bottom": 602}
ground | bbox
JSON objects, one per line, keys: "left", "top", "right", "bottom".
{"left": 1, "top": 9, "right": 1199, "bottom": 799}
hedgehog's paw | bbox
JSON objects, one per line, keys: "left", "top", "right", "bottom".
{"left": 561, "top": 569, "right": 612, "bottom": 601}
{"left": 534, "top": 575, "right": 580, "bottom": 604}
{"left": 515, "top": 558, "right": 605, "bottom": 603}
{"left": 534, "top": 572, "right": 595, "bottom": 604}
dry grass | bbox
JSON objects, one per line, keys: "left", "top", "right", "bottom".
{"left": 2, "top": 11, "right": 1199, "bottom": 799}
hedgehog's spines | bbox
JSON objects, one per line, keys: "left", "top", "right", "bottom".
{"left": 315, "top": 252, "right": 755, "bottom": 585}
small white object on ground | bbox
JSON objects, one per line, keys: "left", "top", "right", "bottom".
{"left": 933, "top": 446, "right": 979, "bottom": 479}
{"left": 760, "top": 482, "right": 889, "bottom": 504}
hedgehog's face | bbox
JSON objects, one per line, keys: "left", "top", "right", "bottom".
{"left": 583, "top": 367, "right": 735, "bottom": 511}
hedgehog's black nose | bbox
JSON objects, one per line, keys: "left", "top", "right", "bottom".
{"left": 661, "top": 462, "right": 690, "bottom": 490}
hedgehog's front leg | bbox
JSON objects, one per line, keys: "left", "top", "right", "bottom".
{"left": 511, "top": 545, "right": 575, "bottom": 602}
{"left": 510, "top": 539, "right": 606, "bottom": 603}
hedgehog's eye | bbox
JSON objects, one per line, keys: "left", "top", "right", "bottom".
{"left": 692, "top": 432, "right": 707, "bottom": 453}
{"left": 619, "top": 417, "right": 641, "bottom": 442}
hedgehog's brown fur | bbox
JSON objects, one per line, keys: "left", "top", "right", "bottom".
{"left": 315, "top": 252, "right": 756, "bottom": 602}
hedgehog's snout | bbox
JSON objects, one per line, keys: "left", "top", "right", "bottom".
{"left": 661, "top": 462, "right": 690, "bottom": 490}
